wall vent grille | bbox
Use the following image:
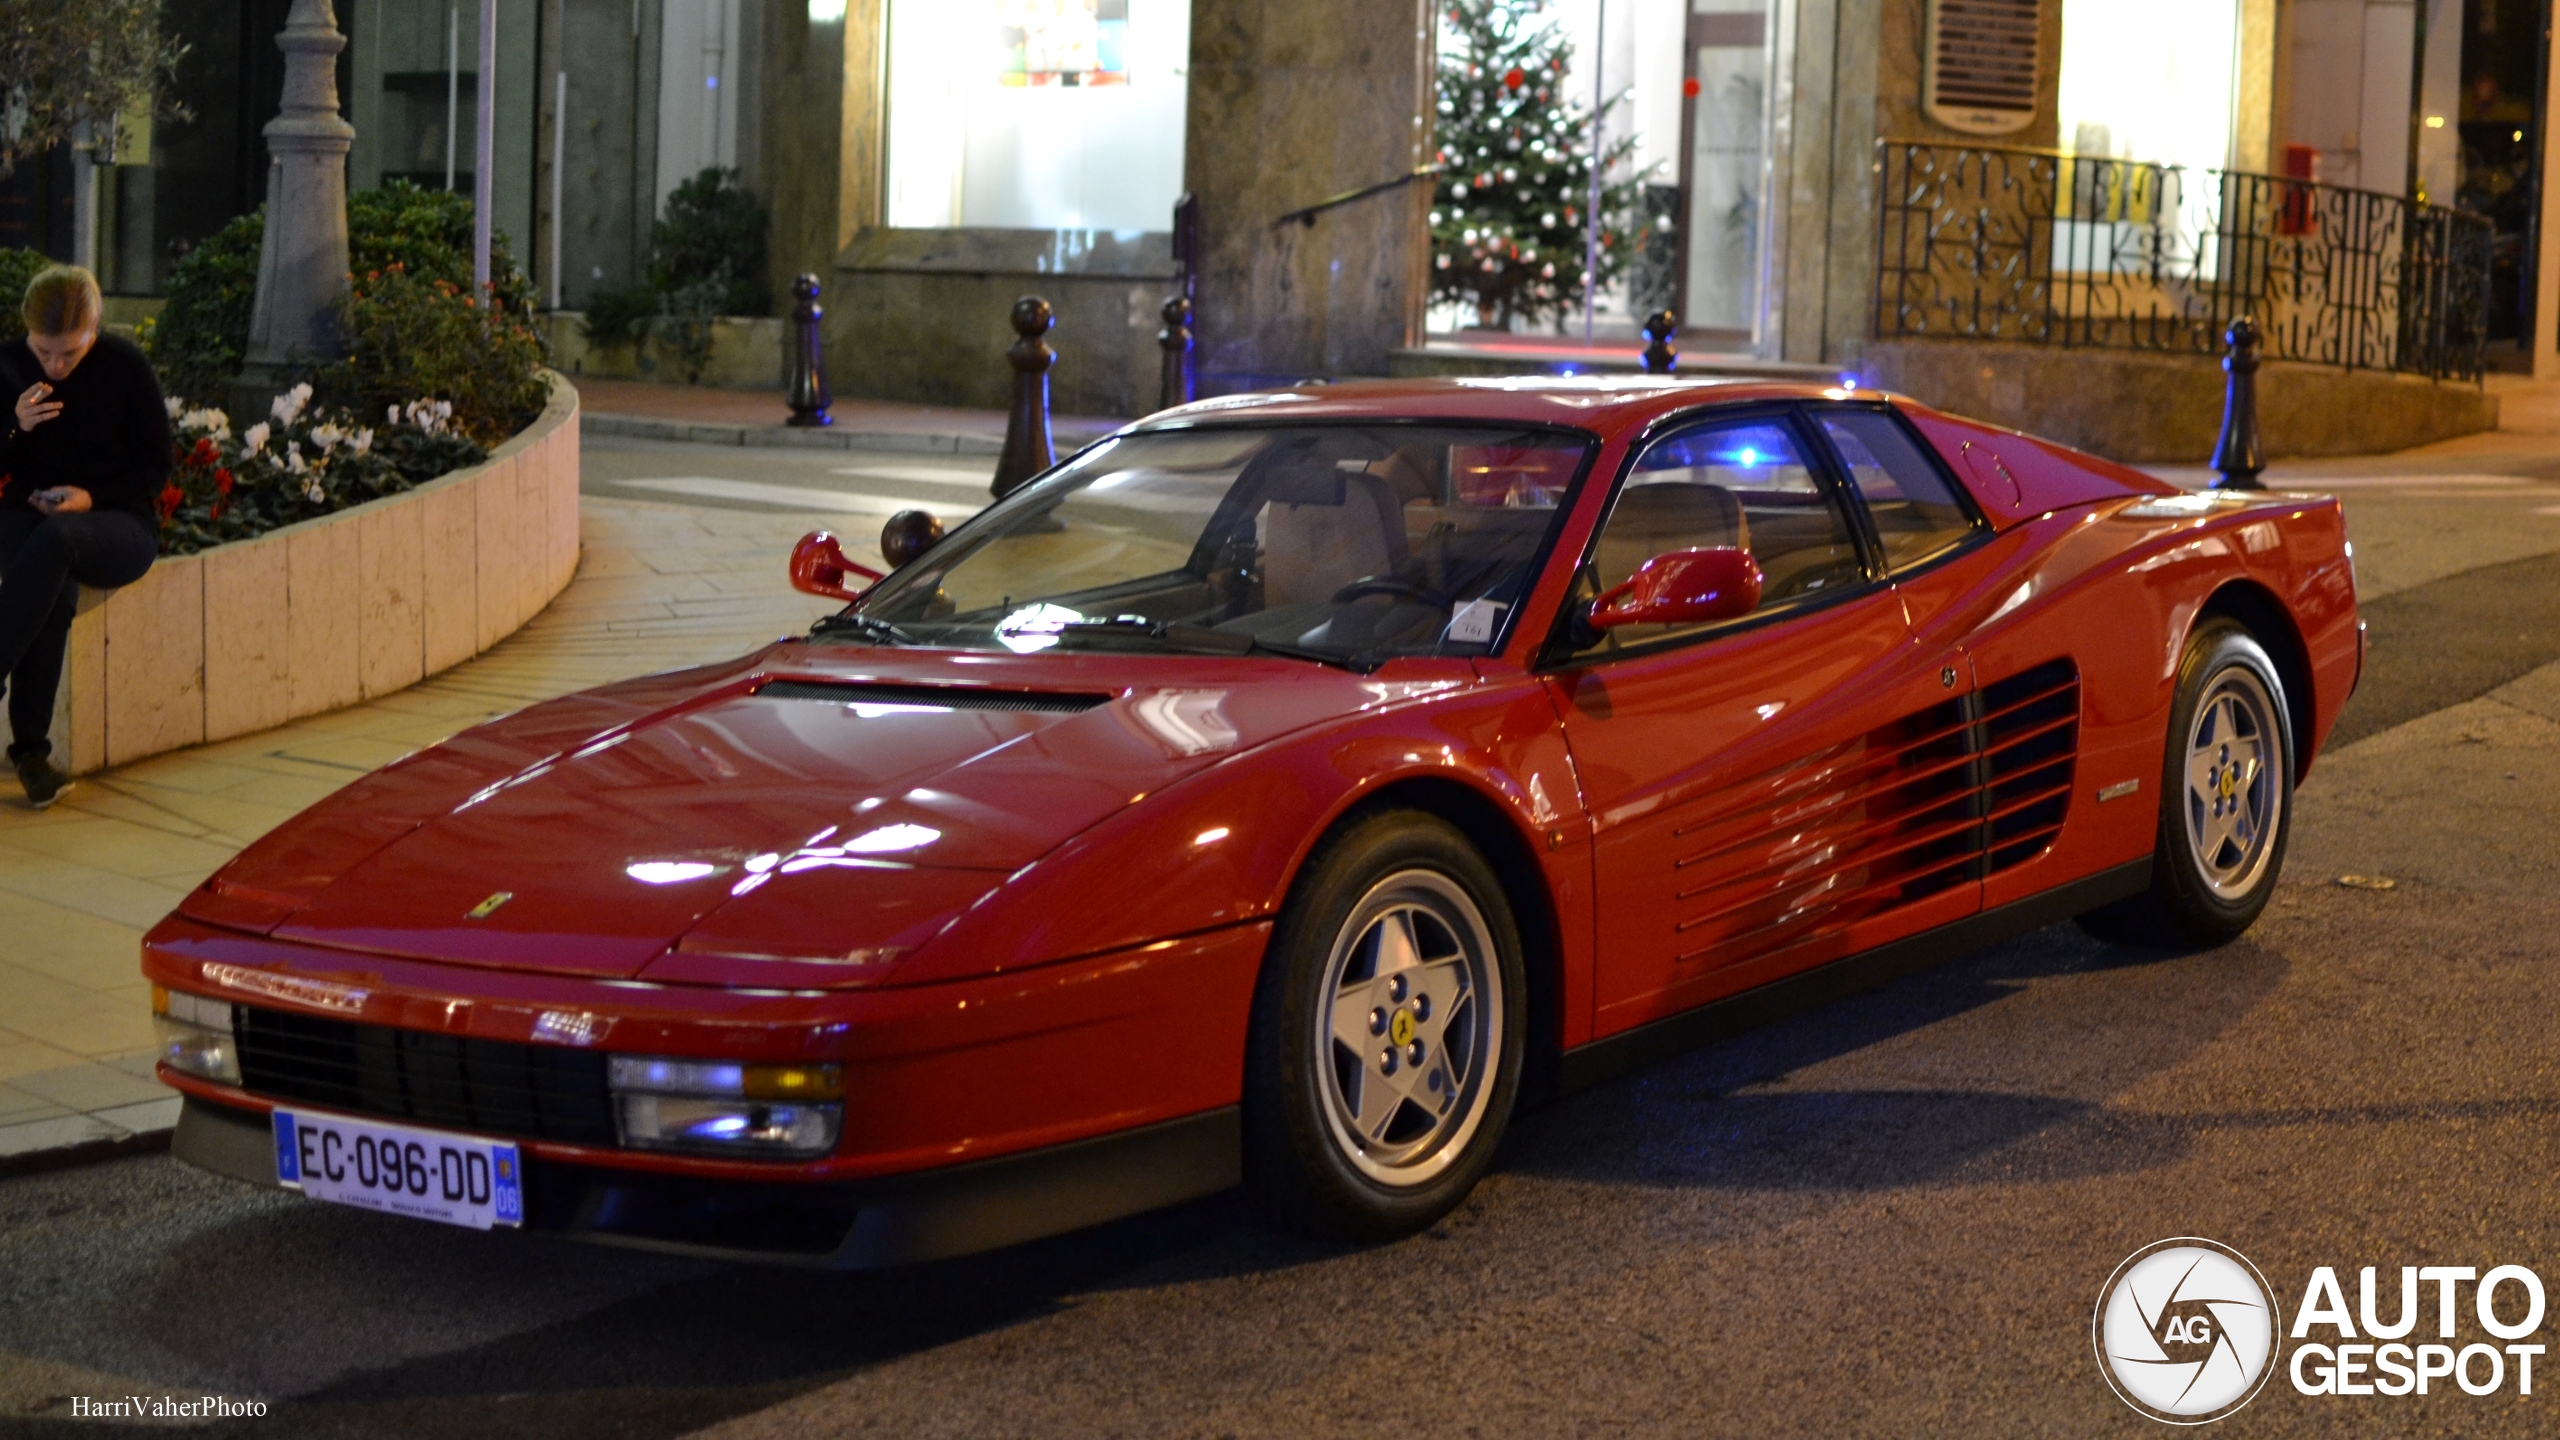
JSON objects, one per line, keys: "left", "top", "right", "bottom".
{"left": 1924, "top": 0, "right": 2041, "bottom": 135}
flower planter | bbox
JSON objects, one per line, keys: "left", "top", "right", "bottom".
{"left": 49, "top": 372, "right": 582, "bottom": 775}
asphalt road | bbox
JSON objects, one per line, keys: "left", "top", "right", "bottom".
{"left": 6, "top": 457, "right": 2560, "bottom": 1438}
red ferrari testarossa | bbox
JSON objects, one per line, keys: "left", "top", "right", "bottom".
{"left": 143, "top": 377, "right": 2358, "bottom": 1263}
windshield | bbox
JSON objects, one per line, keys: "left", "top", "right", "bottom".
{"left": 843, "top": 423, "right": 1593, "bottom": 666}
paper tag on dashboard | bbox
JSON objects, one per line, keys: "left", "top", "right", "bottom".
{"left": 1445, "top": 600, "right": 1507, "bottom": 645}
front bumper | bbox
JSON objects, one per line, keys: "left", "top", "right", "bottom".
{"left": 144, "top": 915, "right": 1269, "bottom": 1260}
{"left": 173, "top": 1095, "right": 1240, "bottom": 1266}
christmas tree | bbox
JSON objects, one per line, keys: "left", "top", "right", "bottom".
{"left": 1431, "top": 0, "right": 1644, "bottom": 331}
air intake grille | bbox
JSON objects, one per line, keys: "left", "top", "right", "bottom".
{"left": 234, "top": 1006, "right": 616, "bottom": 1145}
{"left": 1656, "top": 656, "right": 2082, "bottom": 969}
{"left": 1979, "top": 658, "right": 2079, "bottom": 871}
{"left": 1925, "top": 0, "right": 2040, "bottom": 135}
{"left": 757, "top": 680, "right": 1109, "bottom": 713}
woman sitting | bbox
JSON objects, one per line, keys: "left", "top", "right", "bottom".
{"left": 0, "top": 265, "right": 168, "bottom": 807}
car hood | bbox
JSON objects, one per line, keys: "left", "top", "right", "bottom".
{"left": 213, "top": 645, "right": 1461, "bottom": 981}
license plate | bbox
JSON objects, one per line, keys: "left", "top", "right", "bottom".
{"left": 273, "top": 1109, "right": 524, "bottom": 1230}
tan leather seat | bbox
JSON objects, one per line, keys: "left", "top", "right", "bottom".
{"left": 1593, "top": 481, "right": 1749, "bottom": 590}
{"left": 1262, "top": 472, "right": 1408, "bottom": 608}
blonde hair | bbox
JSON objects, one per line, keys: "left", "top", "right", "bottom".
{"left": 23, "top": 265, "right": 101, "bottom": 337}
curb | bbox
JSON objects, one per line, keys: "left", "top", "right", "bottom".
{"left": 581, "top": 413, "right": 1125, "bottom": 456}
{"left": 0, "top": 1115, "right": 175, "bottom": 1180}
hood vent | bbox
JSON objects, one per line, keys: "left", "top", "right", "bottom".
{"left": 757, "top": 680, "right": 1111, "bottom": 714}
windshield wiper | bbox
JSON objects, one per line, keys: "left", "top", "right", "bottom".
{"left": 809, "top": 612, "right": 918, "bottom": 646}
{"left": 1045, "top": 617, "right": 1369, "bottom": 671}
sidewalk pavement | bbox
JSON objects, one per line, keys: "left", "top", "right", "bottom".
{"left": 5, "top": 372, "right": 2558, "bottom": 1170}
{"left": 568, "top": 375, "right": 1122, "bottom": 455}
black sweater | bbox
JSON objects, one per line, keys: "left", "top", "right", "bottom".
{"left": 0, "top": 333, "right": 173, "bottom": 527}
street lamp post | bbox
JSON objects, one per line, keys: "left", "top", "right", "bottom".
{"left": 474, "top": 0, "right": 497, "bottom": 292}
{"left": 234, "top": 0, "right": 355, "bottom": 417}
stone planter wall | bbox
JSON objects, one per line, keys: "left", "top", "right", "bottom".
{"left": 50, "top": 375, "right": 582, "bottom": 776}
{"left": 539, "top": 313, "right": 788, "bottom": 390}
{"left": 1854, "top": 339, "right": 2501, "bottom": 464}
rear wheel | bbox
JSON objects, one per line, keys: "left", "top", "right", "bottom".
{"left": 1243, "top": 811, "right": 1525, "bottom": 1240}
{"left": 2079, "top": 619, "right": 2294, "bottom": 946}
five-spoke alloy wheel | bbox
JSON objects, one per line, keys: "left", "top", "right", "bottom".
{"left": 1245, "top": 811, "right": 1524, "bottom": 1239}
{"left": 2080, "top": 618, "right": 2295, "bottom": 946}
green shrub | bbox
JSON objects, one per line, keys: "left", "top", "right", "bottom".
{"left": 578, "top": 280, "right": 660, "bottom": 351}
{"left": 321, "top": 264, "right": 549, "bottom": 446}
{"left": 150, "top": 213, "right": 262, "bottom": 400}
{"left": 652, "top": 167, "right": 767, "bottom": 316}
{"left": 147, "top": 180, "right": 536, "bottom": 405}
{"left": 0, "top": 248, "right": 57, "bottom": 340}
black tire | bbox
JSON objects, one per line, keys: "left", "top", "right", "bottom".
{"left": 2078, "top": 619, "right": 2294, "bottom": 947}
{"left": 1242, "top": 810, "right": 1526, "bottom": 1240}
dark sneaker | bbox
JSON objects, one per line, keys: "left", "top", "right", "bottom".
{"left": 14, "top": 754, "right": 70, "bottom": 809}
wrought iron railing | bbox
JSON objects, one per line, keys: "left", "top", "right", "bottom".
{"left": 1873, "top": 140, "right": 2493, "bottom": 381}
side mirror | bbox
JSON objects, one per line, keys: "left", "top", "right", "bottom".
{"left": 880, "top": 509, "right": 945, "bottom": 568}
{"left": 789, "top": 530, "right": 884, "bottom": 603}
{"left": 1588, "top": 547, "right": 1762, "bottom": 630}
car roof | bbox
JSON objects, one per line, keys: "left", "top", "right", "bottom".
{"left": 1130, "top": 376, "right": 1867, "bottom": 443}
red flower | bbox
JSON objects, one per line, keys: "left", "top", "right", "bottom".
{"left": 1503, "top": 66, "right": 1525, "bottom": 91}
{"left": 215, "top": 468, "right": 234, "bottom": 495}
{"left": 156, "top": 483, "right": 183, "bottom": 521}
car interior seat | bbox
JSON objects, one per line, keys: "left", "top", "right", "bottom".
{"left": 1262, "top": 468, "right": 1410, "bottom": 609}
{"left": 1593, "top": 481, "right": 1750, "bottom": 591}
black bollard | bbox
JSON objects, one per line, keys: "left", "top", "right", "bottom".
{"left": 1641, "top": 310, "right": 1679, "bottom": 374}
{"left": 785, "top": 273, "right": 832, "bottom": 428}
{"left": 1158, "top": 295, "right": 1194, "bottom": 411}
{"left": 2210, "top": 317, "right": 2265, "bottom": 491}
{"left": 880, "top": 509, "right": 944, "bottom": 567}
{"left": 993, "top": 296, "right": 1056, "bottom": 500}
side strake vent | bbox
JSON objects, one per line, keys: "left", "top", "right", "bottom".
{"left": 1924, "top": 0, "right": 2040, "bottom": 135}
{"left": 1979, "top": 658, "right": 2078, "bottom": 872}
{"left": 757, "top": 681, "right": 1111, "bottom": 713}
{"left": 1656, "top": 657, "right": 2081, "bottom": 970}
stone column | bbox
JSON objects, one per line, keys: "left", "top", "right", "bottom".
{"left": 1183, "top": 0, "right": 1435, "bottom": 393}
{"left": 235, "top": 0, "right": 356, "bottom": 412}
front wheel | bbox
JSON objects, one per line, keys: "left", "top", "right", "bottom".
{"left": 1243, "top": 811, "right": 1525, "bottom": 1240}
{"left": 2079, "top": 619, "right": 2294, "bottom": 946}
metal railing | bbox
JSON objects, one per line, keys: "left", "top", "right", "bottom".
{"left": 1873, "top": 140, "right": 2493, "bottom": 381}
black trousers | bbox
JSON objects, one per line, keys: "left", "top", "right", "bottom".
{"left": 0, "top": 506, "right": 158, "bottom": 760}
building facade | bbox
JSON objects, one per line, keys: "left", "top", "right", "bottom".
{"left": 48, "top": 0, "right": 2560, "bottom": 415}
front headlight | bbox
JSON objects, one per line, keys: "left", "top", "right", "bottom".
{"left": 151, "top": 985, "right": 240, "bottom": 1084}
{"left": 606, "top": 1055, "right": 843, "bottom": 1159}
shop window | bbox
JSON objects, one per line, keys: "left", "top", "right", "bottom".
{"left": 884, "top": 0, "right": 1190, "bottom": 232}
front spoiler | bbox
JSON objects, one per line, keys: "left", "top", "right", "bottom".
{"left": 172, "top": 1096, "right": 1242, "bottom": 1268}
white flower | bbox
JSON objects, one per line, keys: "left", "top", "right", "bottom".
{"left": 284, "top": 446, "right": 307, "bottom": 474}
{"left": 304, "top": 478, "right": 325, "bottom": 504}
{"left": 386, "top": 404, "right": 400, "bottom": 425}
{"left": 243, "top": 422, "right": 270, "bottom": 454}
{"left": 271, "top": 382, "right": 313, "bottom": 427}
{"left": 310, "top": 422, "right": 344, "bottom": 453}
{"left": 164, "top": 396, "right": 183, "bottom": 420}
{"left": 348, "top": 428, "right": 374, "bottom": 456}
{"left": 177, "top": 406, "right": 232, "bottom": 440}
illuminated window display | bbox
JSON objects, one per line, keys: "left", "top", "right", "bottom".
{"left": 885, "top": 0, "right": 1190, "bottom": 231}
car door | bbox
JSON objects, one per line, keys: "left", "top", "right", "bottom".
{"left": 1846, "top": 403, "right": 2143, "bottom": 909}
{"left": 1544, "top": 409, "right": 1982, "bottom": 1040}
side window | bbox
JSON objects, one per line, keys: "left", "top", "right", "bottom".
{"left": 1816, "top": 408, "right": 1982, "bottom": 573}
{"left": 1575, "top": 417, "right": 1866, "bottom": 652}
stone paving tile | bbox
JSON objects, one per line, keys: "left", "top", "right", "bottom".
{"left": 0, "top": 1113, "right": 118, "bottom": 1159}
{"left": 5, "top": 1060, "right": 170, "bottom": 1113}
{"left": 0, "top": 1034, "right": 88, "bottom": 1082}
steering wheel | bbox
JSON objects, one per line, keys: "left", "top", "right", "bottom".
{"left": 1329, "top": 576, "right": 1444, "bottom": 608}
